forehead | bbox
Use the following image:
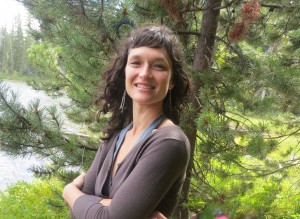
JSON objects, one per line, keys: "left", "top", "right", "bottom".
{"left": 127, "top": 47, "right": 172, "bottom": 64}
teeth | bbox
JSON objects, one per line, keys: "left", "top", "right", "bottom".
{"left": 136, "top": 84, "right": 153, "bottom": 90}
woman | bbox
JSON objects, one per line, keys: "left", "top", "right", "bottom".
{"left": 63, "top": 25, "right": 192, "bottom": 219}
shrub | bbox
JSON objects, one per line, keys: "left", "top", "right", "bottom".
{"left": 0, "top": 178, "right": 69, "bottom": 218}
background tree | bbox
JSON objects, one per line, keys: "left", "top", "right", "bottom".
{"left": 0, "top": 14, "right": 36, "bottom": 77}
{"left": 0, "top": 0, "right": 299, "bottom": 218}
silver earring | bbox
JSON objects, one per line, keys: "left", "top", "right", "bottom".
{"left": 169, "top": 90, "right": 172, "bottom": 110}
{"left": 120, "top": 90, "right": 126, "bottom": 113}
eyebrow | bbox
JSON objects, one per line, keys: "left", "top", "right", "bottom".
{"left": 128, "top": 55, "right": 171, "bottom": 65}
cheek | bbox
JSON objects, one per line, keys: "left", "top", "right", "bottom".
{"left": 125, "top": 67, "right": 131, "bottom": 82}
{"left": 125, "top": 67, "right": 134, "bottom": 90}
{"left": 125, "top": 65, "right": 136, "bottom": 78}
{"left": 125, "top": 65, "right": 129, "bottom": 78}
{"left": 159, "top": 78, "right": 172, "bottom": 94}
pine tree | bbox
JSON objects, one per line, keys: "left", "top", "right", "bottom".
{"left": 0, "top": 0, "right": 299, "bottom": 217}
{"left": 0, "top": 14, "right": 36, "bottom": 76}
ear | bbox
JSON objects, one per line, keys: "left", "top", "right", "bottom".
{"left": 169, "top": 81, "right": 174, "bottom": 91}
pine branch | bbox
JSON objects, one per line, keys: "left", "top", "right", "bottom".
{"left": 260, "top": 3, "right": 284, "bottom": 10}
{"left": 192, "top": 159, "right": 221, "bottom": 196}
{"left": 256, "top": 161, "right": 300, "bottom": 177}
{"left": 213, "top": 0, "right": 239, "bottom": 10}
{"left": 0, "top": 83, "right": 31, "bottom": 128}
{"left": 216, "top": 36, "right": 253, "bottom": 65}
{"left": 176, "top": 30, "right": 200, "bottom": 36}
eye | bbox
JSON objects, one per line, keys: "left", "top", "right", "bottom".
{"left": 129, "top": 61, "right": 141, "bottom": 67}
{"left": 153, "top": 64, "right": 166, "bottom": 71}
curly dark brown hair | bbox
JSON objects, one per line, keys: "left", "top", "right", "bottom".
{"left": 95, "top": 25, "right": 192, "bottom": 139}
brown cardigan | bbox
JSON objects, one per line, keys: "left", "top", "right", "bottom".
{"left": 71, "top": 125, "right": 190, "bottom": 219}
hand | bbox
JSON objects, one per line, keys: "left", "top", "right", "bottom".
{"left": 149, "top": 211, "right": 167, "bottom": 219}
{"left": 62, "top": 182, "right": 85, "bottom": 209}
{"left": 100, "top": 198, "right": 112, "bottom": 206}
{"left": 62, "top": 173, "right": 86, "bottom": 209}
{"left": 72, "top": 173, "right": 85, "bottom": 189}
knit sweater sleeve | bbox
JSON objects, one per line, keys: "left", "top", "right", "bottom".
{"left": 72, "top": 137, "right": 190, "bottom": 219}
{"left": 79, "top": 143, "right": 105, "bottom": 195}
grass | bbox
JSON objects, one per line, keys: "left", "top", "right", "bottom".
{"left": 0, "top": 71, "right": 43, "bottom": 83}
{"left": 0, "top": 178, "right": 69, "bottom": 218}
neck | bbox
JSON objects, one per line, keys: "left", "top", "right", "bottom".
{"left": 131, "top": 104, "right": 163, "bottom": 135}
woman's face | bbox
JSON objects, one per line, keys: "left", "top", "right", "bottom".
{"left": 125, "top": 46, "right": 174, "bottom": 108}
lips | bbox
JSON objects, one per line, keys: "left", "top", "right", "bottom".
{"left": 135, "top": 83, "right": 155, "bottom": 90}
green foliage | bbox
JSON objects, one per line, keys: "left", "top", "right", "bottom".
{"left": 190, "top": 109, "right": 300, "bottom": 218}
{"left": 0, "top": 81, "right": 99, "bottom": 180}
{"left": 0, "top": 15, "right": 36, "bottom": 77}
{"left": 0, "top": 0, "right": 300, "bottom": 218}
{"left": 0, "top": 178, "right": 69, "bottom": 218}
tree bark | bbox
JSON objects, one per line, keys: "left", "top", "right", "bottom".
{"left": 193, "top": 0, "right": 222, "bottom": 71}
{"left": 173, "top": 0, "right": 222, "bottom": 218}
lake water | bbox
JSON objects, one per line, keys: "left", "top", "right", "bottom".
{"left": 0, "top": 80, "right": 79, "bottom": 191}
{"left": 0, "top": 152, "right": 46, "bottom": 191}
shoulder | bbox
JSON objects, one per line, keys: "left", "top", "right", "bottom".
{"left": 150, "top": 125, "right": 190, "bottom": 156}
{"left": 97, "top": 133, "right": 119, "bottom": 155}
{"left": 143, "top": 125, "right": 191, "bottom": 169}
{"left": 102, "top": 132, "right": 119, "bottom": 147}
{"left": 154, "top": 125, "right": 189, "bottom": 144}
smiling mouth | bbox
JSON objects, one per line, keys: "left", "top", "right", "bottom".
{"left": 135, "top": 84, "right": 155, "bottom": 90}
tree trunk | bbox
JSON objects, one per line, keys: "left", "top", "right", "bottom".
{"left": 173, "top": 0, "right": 222, "bottom": 218}
{"left": 193, "top": 0, "right": 222, "bottom": 71}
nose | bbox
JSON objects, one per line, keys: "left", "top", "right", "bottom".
{"left": 139, "top": 64, "right": 152, "bottom": 79}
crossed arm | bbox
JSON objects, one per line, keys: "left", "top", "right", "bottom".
{"left": 62, "top": 173, "right": 113, "bottom": 208}
{"left": 62, "top": 139, "right": 188, "bottom": 219}
{"left": 63, "top": 173, "right": 166, "bottom": 219}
